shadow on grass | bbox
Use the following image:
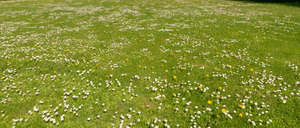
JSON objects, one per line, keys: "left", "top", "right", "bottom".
{"left": 230, "top": 0, "right": 300, "bottom": 7}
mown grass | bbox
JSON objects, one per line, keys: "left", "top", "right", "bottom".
{"left": 0, "top": 0, "right": 299, "bottom": 127}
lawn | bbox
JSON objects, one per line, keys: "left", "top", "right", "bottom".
{"left": 0, "top": 0, "right": 299, "bottom": 127}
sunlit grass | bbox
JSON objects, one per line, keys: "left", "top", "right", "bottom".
{"left": 0, "top": 0, "right": 299, "bottom": 127}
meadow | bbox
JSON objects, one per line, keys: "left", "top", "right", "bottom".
{"left": 0, "top": 0, "right": 299, "bottom": 127}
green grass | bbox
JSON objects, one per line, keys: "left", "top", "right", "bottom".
{"left": 0, "top": 0, "right": 299, "bottom": 127}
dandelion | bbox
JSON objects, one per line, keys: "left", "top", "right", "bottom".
{"left": 218, "top": 86, "right": 222, "bottom": 91}
{"left": 208, "top": 100, "right": 212, "bottom": 105}
{"left": 221, "top": 108, "right": 227, "bottom": 113}
{"left": 239, "top": 105, "right": 245, "bottom": 109}
{"left": 173, "top": 76, "right": 177, "bottom": 79}
{"left": 239, "top": 113, "right": 243, "bottom": 117}
{"left": 205, "top": 74, "right": 209, "bottom": 78}
{"left": 138, "top": 65, "right": 142, "bottom": 68}
{"left": 165, "top": 69, "right": 168, "bottom": 73}
{"left": 250, "top": 68, "right": 254, "bottom": 72}
{"left": 198, "top": 85, "right": 203, "bottom": 89}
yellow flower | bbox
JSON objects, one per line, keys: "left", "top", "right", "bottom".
{"left": 221, "top": 108, "right": 227, "bottom": 113}
{"left": 250, "top": 68, "right": 254, "bottom": 72}
{"left": 218, "top": 86, "right": 222, "bottom": 91}
{"left": 229, "top": 70, "right": 232, "bottom": 73}
{"left": 208, "top": 100, "right": 212, "bottom": 104}
{"left": 239, "top": 113, "right": 243, "bottom": 117}
{"left": 138, "top": 65, "right": 142, "bottom": 68}
{"left": 53, "top": 71, "right": 56, "bottom": 74}
{"left": 165, "top": 69, "right": 168, "bottom": 73}
{"left": 239, "top": 105, "right": 245, "bottom": 109}
{"left": 198, "top": 85, "right": 203, "bottom": 89}
{"left": 92, "top": 69, "right": 96, "bottom": 73}
{"left": 173, "top": 75, "right": 177, "bottom": 79}
{"left": 125, "top": 58, "right": 128, "bottom": 62}
{"left": 205, "top": 74, "right": 209, "bottom": 78}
